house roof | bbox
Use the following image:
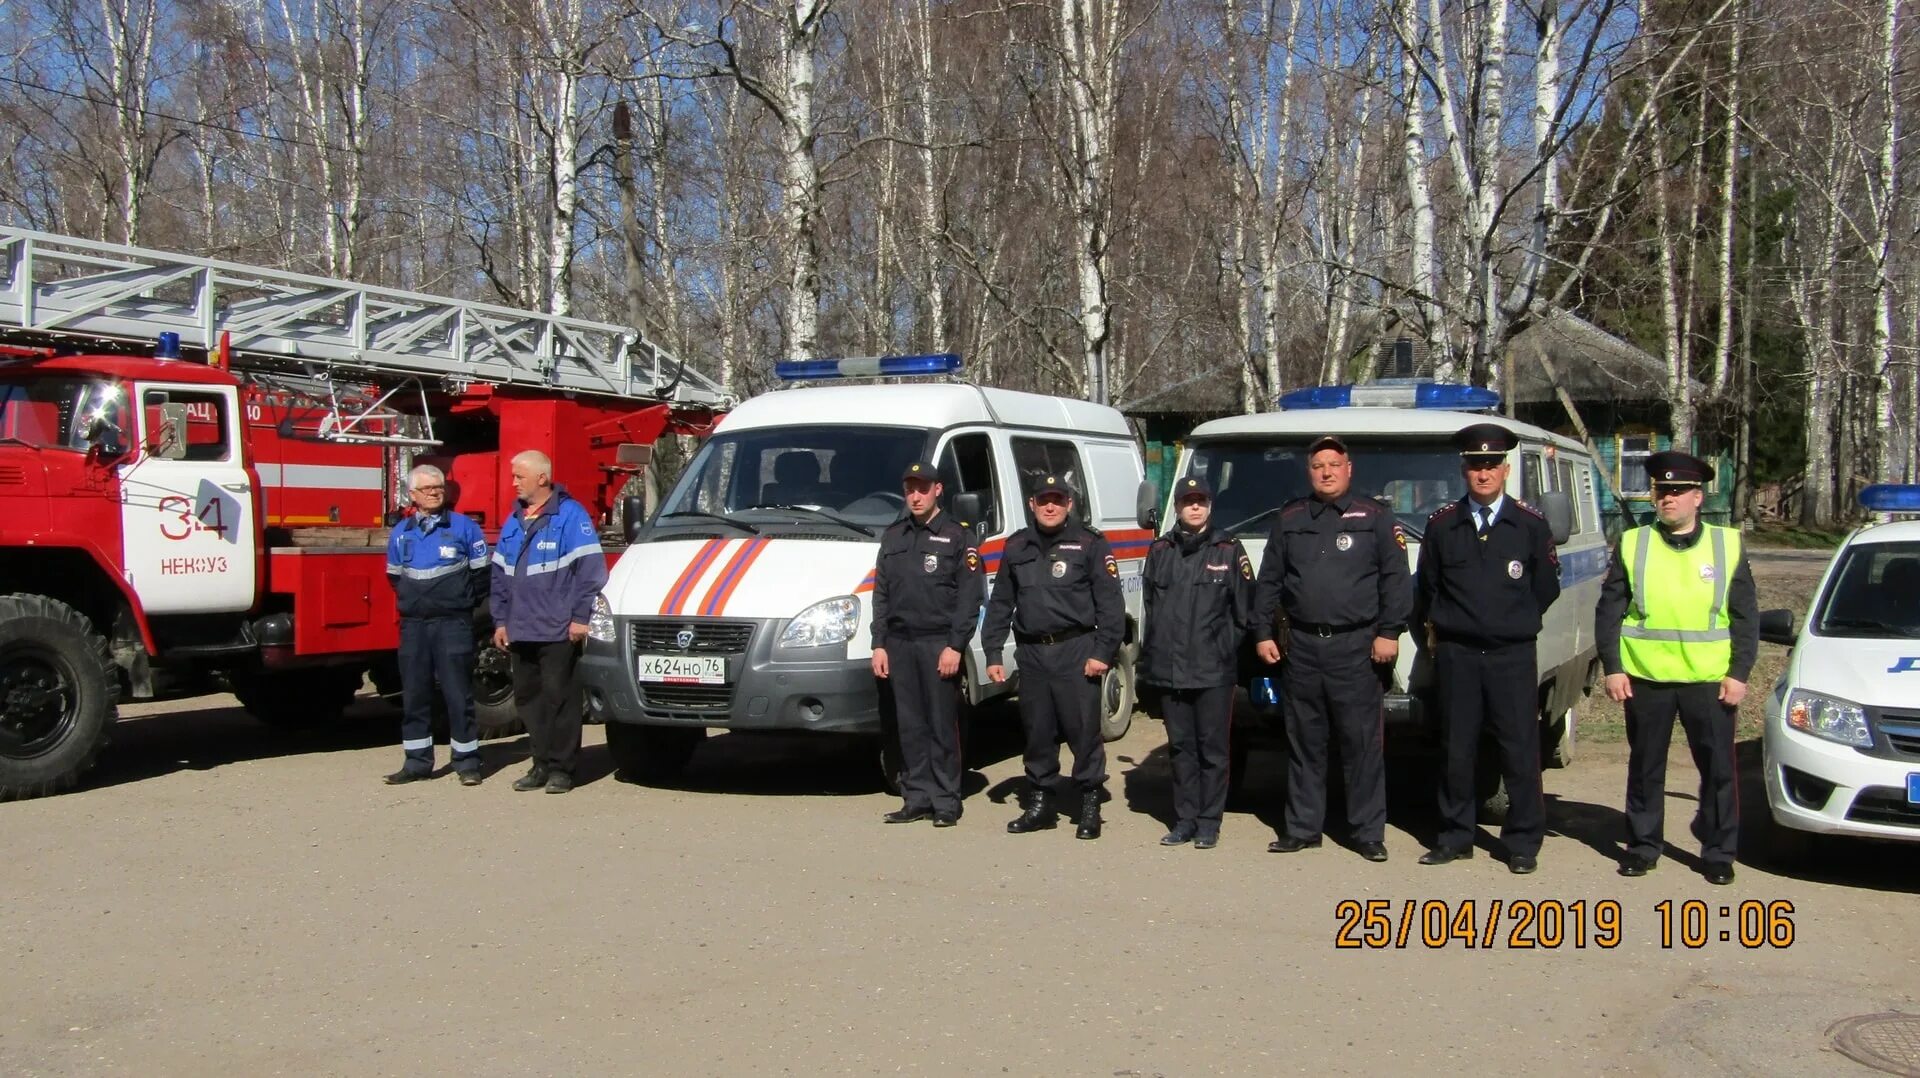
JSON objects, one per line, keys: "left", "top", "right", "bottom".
{"left": 1502, "top": 312, "right": 1701, "bottom": 405}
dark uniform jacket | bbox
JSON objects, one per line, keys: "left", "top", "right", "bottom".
{"left": 1415, "top": 497, "right": 1561, "bottom": 646}
{"left": 981, "top": 520, "right": 1125, "bottom": 667}
{"left": 1251, "top": 493, "right": 1412, "bottom": 640}
{"left": 1139, "top": 525, "right": 1253, "bottom": 689}
{"left": 386, "top": 510, "right": 489, "bottom": 620}
{"left": 870, "top": 510, "right": 985, "bottom": 652}
{"left": 1595, "top": 523, "right": 1759, "bottom": 681}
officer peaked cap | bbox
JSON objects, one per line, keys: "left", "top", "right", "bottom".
{"left": 1647, "top": 450, "right": 1713, "bottom": 487}
{"left": 900, "top": 460, "right": 939, "bottom": 483}
{"left": 1454, "top": 422, "right": 1518, "bottom": 458}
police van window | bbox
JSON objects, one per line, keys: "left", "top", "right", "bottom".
{"left": 1555, "top": 456, "right": 1584, "bottom": 533}
{"left": 1813, "top": 542, "right": 1920, "bottom": 638}
{"left": 936, "top": 432, "right": 1000, "bottom": 536}
{"left": 1010, "top": 437, "right": 1090, "bottom": 525}
{"left": 1187, "top": 438, "right": 1463, "bottom": 538}
{"left": 1521, "top": 450, "right": 1545, "bottom": 504}
{"left": 141, "top": 389, "right": 231, "bottom": 462}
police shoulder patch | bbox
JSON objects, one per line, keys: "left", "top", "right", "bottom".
{"left": 1238, "top": 553, "right": 1253, "bottom": 580}
{"left": 1104, "top": 554, "right": 1119, "bottom": 577}
{"left": 964, "top": 547, "right": 981, "bottom": 572}
{"left": 1393, "top": 524, "right": 1407, "bottom": 549}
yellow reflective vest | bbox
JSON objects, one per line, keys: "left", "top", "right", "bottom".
{"left": 1618, "top": 523, "right": 1741, "bottom": 683}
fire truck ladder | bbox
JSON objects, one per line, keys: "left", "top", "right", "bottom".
{"left": 0, "top": 226, "right": 730, "bottom": 445}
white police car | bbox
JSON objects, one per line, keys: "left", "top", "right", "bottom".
{"left": 1762, "top": 484, "right": 1920, "bottom": 847}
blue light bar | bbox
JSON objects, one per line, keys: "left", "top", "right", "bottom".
{"left": 1860, "top": 484, "right": 1920, "bottom": 513}
{"left": 155, "top": 332, "right": 181, "bottom": 360}
{"left": 1277, "top": 380, "right": 1502, "bottom": 411}
{"left": 774, "top": 352, "right": 962, "bottom": 381}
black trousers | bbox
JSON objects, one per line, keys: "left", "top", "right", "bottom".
{"left": 398, "top": 616, "right": 480, "bottom": 775}
{"left": 1280, "top": 628, "right": 1387, "bottom": 843}
{"left": 512, "top": 639, "right": 581, "bottom": 777}
{"left": 1435, "top": 640, "right": 1544, "bottom": 856}
{"left": 1016, "top": 635, "right": 1106, "bottom": 792}
{"left": 879, "top": 636, "right": 965, "bottom": 814}
{"left": 1624, "top": 678, "right": 1738, "bottom": 864}
{"left": 1155, "top": 684, "right": 1233, "bottom": 829}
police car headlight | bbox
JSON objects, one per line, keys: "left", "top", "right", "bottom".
{"left": 781, "top": 596, "right": 860, "bottom": 648}
{"left": 1784, "top": 690, "right": 1871, "bottom": 748}
{"left": 587, "top": 593, "right": 617, "bottom": 643}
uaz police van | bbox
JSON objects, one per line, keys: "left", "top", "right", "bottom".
{"left": 1152, "top": 381, "right": 1609, "bottom": 811}
{"left": 579, "top": 354, "right": 1150, "bottom": 785}
{"left": 1761, "top": 484, "right": 1920, "bottom": 852}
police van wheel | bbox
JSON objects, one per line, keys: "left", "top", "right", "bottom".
{"left": 1542, "top": 706, "right": 1575, "bottom": 769}
{"left": 875, "top": 734, "right": 905, "bottom": 797}
{"left": 0, "top": 595, "right": 117, "bottom": 801}
{"left": 607, "top": 721, "right": 702, "bottom": 784}
{"left": 1099, "top": 647, "right": 1138, "bottom": 742}
{"left": 230, "top": 667, "right": 363, "bottom": 730}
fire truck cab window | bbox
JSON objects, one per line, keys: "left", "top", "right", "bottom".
{"left": 0, "top": 378, "right": 122, "bottom": 451}
{"left": 142, "top": 390, "right": 232, "bottom": 463}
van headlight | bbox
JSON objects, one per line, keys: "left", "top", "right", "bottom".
{"left": 780, "top": 596, "right": 860, "bottom": 648}
{"left": 587, "top": 593, "right": 617, "bottom": 643}
{"left": 1784, "top": 690, "right": 1871, "bottom": 747}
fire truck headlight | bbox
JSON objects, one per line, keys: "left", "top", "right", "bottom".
{"left": 587, "top": 593, "right": 617, "bottom": 643}
{"left": 780, "top": 596, "right": 860, "bottom": 648}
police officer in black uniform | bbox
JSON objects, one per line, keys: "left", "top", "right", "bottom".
{"left": 982, "top": 475, "right": 1126, "bottom": 839}
{"left": 1252, "top": 435, "right": 1411, "bottom": 862}
{"left": 1139, "top": 476, "right": 1254, "bottom": 849}
{"left": 1414, "top": 423, "right": 1561, "bottom": 873}
{"left": 871, "top": 460, "right": 986, "bottom": 827}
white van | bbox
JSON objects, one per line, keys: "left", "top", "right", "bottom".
{"left": 580, "top": 358, "right": 1150, "bottom": 785}
{"left": 1154, "top": 382, "right": 1609, "bottom": 810}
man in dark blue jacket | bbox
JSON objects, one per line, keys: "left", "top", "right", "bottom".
{"left": 492, "top": 450, "right": 609, "bottom": 793}
{"left": 385, "top": 464, "right": 490, "bottom": 785}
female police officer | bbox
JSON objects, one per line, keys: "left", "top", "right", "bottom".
{"left": 1139, "top": 476, "right": 1253, "bottom": 849}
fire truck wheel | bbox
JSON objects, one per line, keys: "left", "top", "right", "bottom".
{"left": 230, "top": 667, "right": 363, "bottom": 730}
{"left": 471, "top": 646, "right": 525, "bottom": 739}
{"left": 606, "top": 721, "right": 702, "bottom": 784}
{"left": 0, "top": 595, "right": 118, "bottom": 801}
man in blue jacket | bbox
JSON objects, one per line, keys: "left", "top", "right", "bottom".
{"left": 492, "top": 449, "right": 609, "bottom": 793}
{"left": 385, "top": 464, "right": 490, "bottom": 786}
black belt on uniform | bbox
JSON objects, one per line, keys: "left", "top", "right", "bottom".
{"left": 1015, "top": 626, "right": 1094, "bottom": 645}
{"left": 1289, "top": 621, "right": 1372, "bottom": 638}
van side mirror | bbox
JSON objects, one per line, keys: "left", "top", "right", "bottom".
{"left": 1540, "top": 490, "right": 1573, "bottom": 545}
{"left": 952, "top": 491, "right": 985, "bottom": 532}
{"left": 1135, "top": 479, "right": 1161, "bottom": 531}
{"left": 621, "top": 494, "right": 647, "bottom": 543}
{"left": 1758, "top": 608, "right": 1797, "bottom": 647}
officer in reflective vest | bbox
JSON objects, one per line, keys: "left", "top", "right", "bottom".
{"left": 1596, "top": 451, "right": 1758, "bottom": 885}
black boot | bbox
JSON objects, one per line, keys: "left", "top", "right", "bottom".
{"left": 1006, "top": 787, "right": 1057, "bottom": 833}
{"left": 1075, "top": 788, "right": 1103, "bottom": 840}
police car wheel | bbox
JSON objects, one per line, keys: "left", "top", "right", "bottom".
{"left": 875, "top": 733, "right": 905, "bottom": 797}
{"left": 0, "top": 594, "right": 117, "bottom": 802}
{"left": 606, "top": 721, "right": 702, "bottom": 784}
{"left": 1098, "top": 646, "right": 1137, "bottom": 742}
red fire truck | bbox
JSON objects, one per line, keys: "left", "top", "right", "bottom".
{"left": 0, "top": 226, "right": 726, "bottom": 799}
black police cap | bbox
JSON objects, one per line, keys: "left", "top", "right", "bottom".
{"left": 1647, "top": 450, "right": 1714, "bottom": 488}
{"left": 1030, "top": 474, "right": 1073, "bottom": 499}
{"left": 1175, "top": 475, "right": 1213, "bottom": 500}
{"left": 900, "top": 460, "right": 938, "bottom": 483}
{"left": 1306, "top": 434, "right": 1348, "bottom": 456}
{"left": 1454, "top": 422, "right": 1518, "bottom": 458}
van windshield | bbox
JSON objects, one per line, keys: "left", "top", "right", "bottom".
{"left": 1184, "top": 438, "right": 1467, "bottom": 539}
{"left": 653, "top": 424, "right": 931, "bottom": 534}
{"left": 1813, "top": 542, "right": 1920, "bottom": 639}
